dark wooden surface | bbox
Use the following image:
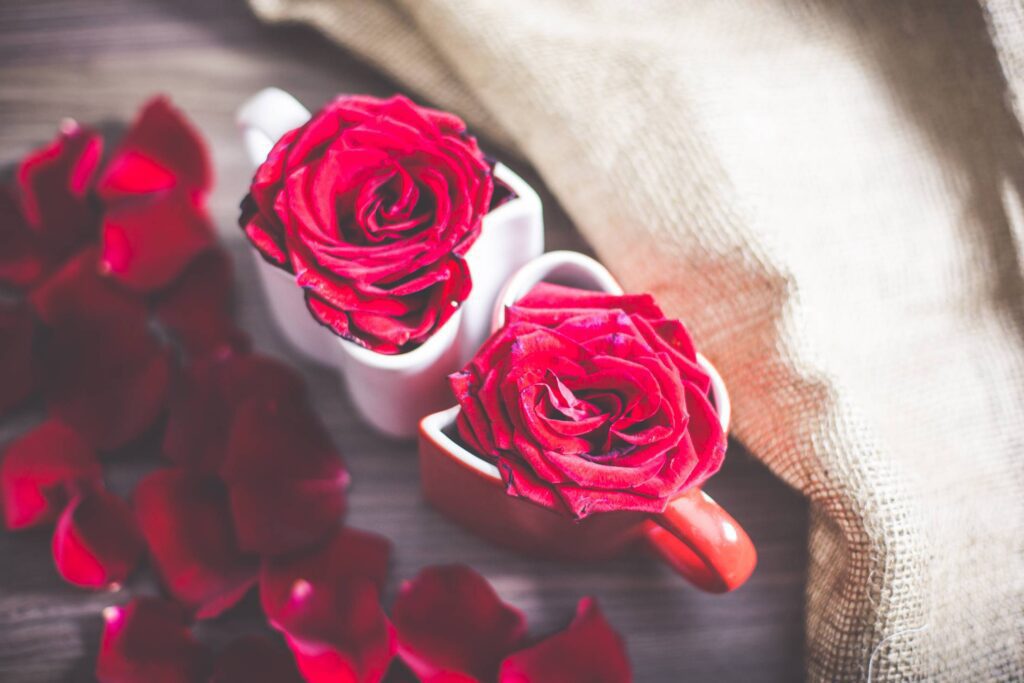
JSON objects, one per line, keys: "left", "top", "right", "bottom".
{"left": 0, "top": 1, "right": 809, "bottom": 681}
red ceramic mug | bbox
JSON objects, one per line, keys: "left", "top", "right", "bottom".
{"left": 418, "top": 252, "right": 756, "bottom": 593}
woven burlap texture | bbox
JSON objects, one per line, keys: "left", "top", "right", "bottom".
{"left": 247, "top": 0, "right": 1024, "bottom": 679}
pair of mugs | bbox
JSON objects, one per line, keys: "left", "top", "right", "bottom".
{"left": 238, "top": 88, "right": 756, "bottom": 593}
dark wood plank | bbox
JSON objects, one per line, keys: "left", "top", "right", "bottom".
{"left": 0, "top": 1, "right": 808, "bottom": 680}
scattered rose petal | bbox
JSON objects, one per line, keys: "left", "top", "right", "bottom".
{"left": 154, "top": 248, "right": 249, "bottom": 360}
{"left": 270, "top": 576, "right": 394, "bottom": 683}
{"left": 97, "top": 96, "right": 212, "bottom": 203}
{"left": 261, "top": 527, "right": 395, "bottom": 683}
{"left": 392, "top": 564, "right": 526, "bottom": 682}
{"left": 16, "top": 120, "right": 102, "bottom": 255}
{"left": 0, "top": 303, "right": 37, "bottom": 415}
{"left": 1, "top": 420, "right": 100, "bottom": 530}
{"left": 29, "top": 247, "right": 147, "bottom": 330}
{"left": 498, "top": 598, "right": 631, "bottom": 683}
{"left": 53, "top": 488, "right": 143, "bottom": 589}
{"left": 210, "top": 635, "right": 303, "bottom": 683}
{"left": 100, "top": 192, "right": 215, "bottom": 292}
{"left": 222, "top": 397, "right": 349, "bottom": 555}
{"left": 41, "top": 321, "right": 171, "bottom": 451}
{"left": 134, "top": 469, "right": 257, "bottom": 619}
{"left": 163, "top": 353, "right": 305, "bottom": 473}
{"left": 261, "top": 527, "right": 392, "bottom": 616}
{"left": 0, "top": 186, "right": 46, "bottom": 288}
{"left": 96, "top": 597, "right": 211, "bottom": 683}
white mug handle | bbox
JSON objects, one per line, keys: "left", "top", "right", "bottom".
{"left": 237, "top": 87, "right": 312, "bottom": 167}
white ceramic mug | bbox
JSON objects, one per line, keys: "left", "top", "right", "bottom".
{"left": 237, "top": 88, "right": 544, "bottom": 437}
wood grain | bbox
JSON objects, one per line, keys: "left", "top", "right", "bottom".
{"left": 0, "top": 1, "right": 808, "bottom": 680}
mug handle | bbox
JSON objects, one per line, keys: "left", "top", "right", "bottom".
{"left": 642, "top": 488, "right": 757, "bottom": 593}
{"left": 237, "top": 87, "right": 311, "bottom": 167}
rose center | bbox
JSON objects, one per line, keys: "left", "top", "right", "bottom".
{"left": 343, "top": 165, "right": 434, "bottom": 244}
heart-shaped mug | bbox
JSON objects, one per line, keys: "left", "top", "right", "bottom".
{"left": 419, "top": 251, "right": 756, "bottom": 592}
{"left": 236, "top": 87, "right": 545, "bottom": 438}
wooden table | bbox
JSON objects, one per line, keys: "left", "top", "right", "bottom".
{"left": 0, "top": 1, "right": 808, "bottom": 680}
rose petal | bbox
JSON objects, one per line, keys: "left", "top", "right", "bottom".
{"left": 210, "top": 635, "right": 303, "bottom": 683}
{"left": 261, "top": 526, "right": 392, "bottom": 617}
{"left": 163, "top": 353, "right": 305, "bottom": 473}
{"left": 275, "top": 578, "right": 395, "bottom": 683}
{"left": 498, "top": 598, "right": 631, "bottom": 683}
{"left": 100, "top": 192, "right": 215, "bottom": 293}
{"left": 154, "top": 248, "right": 249, "bottom": 360}
{"left": 96, "top": 597, "right": 212, "bottom": 683}
{"left": 97, "top": 96, "right": 211, "bottom": 203}
{"left": 0, "top": 303, "right": 37, "bottom": 415}
{"left": 555, "top": 484, "right": 665, "bottom": 519}
{"left": 134, "top": 469, "right": 257, "bottom": 619}
{"left": 41, "top": 322, "right": 171, "bottom": 451}
{"left": 261, "top": 527, "right": 395, "bottom": 683}
{"left": 0, "top": 186, "right": 46, "bottom": 288}
{"left": 29, "top": 247, "right": 147, "bottom": 330}
{"left": 497, "top": 460, "right": 567, "bottom": 514}
{"left": 392, "top": 564, "right": 526, "bottom": 682}
{"left": 52, "top": 488, "right": 143, "bottom": 589}
{"left": 222, "top": 396, "right": 349, "bottom": 555}
{"left": 241, "top": 208, "right": 289, "bottom": 268}
{"left": 515, "top": 283, "right": 662, "bottom": 321}
{"left": 1, "top": 420, "right": 101, "bottom": 530}
{"left": 225, "top": 478, "right": 347, "bottom": 558}
{"left": 676, "top": 384, "right": 726, "bottom": 490}
{"left": 16, "top": 120, "right": 102, "bottom": 254}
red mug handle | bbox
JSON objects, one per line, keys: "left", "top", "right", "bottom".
{"left": 642, "top": 488, "right": 757, "bottom": 593}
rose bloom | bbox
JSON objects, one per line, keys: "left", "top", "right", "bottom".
{"left": 450, "top": 283, "right": 725, "bottom": 519}
{"left": 240, "top": 95, "right": 494, "bottom": 354}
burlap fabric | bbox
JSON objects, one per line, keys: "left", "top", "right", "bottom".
{"left": 247, "top": 0, "right": 1024, "bottom": 679}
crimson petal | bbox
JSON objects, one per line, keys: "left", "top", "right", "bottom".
{"left": 52, "top": 488, "right": 143, "bottom": 589}
{"left": 0, "top": 303, "right": 37, "bottom": 415}
{"left": 1, "top": 420, "right": 101, "bottom": 530}
{"left": 0, "top": 186, "right": 46, "bottom": 288}
{"left": 97, "top": 96, "right": 212, "bottom": 203}
{"left": 41, "top": 322, "right": 171, "bottom": 451}
{"left": 261, "top": 527, "right": 395, "bottom": 683}
{"left": 163, "top": 353, "right": 305, "bottom": 473}
{"left": 515, "top": 283, "right": 662, "bottom": 321}
{"left": 134, "top": 469, "right": 257, "bottom": 619}
{"left": 16, "top": 120, "right": 102, "bottom": 254}
{"left": 29, "top": 247, "right": 147, "bottom": 330}
{"left": 498, "top": 598, "right": 631, "bottom": 683}
{"left": 392, "top": 564, "right": 526, "bottom": 682}
{"left": 222, "top": 396, "right": 349, "bottom": 555}
{"left": 270, "top": 577, "right": 394, "bottom": 683}
{"left": 96, "top": 597, "right": 212, "bottom": 683}
{"left": 154, "top": 248, "right": 249, "bottom": 360}
{"left": 210, "top": 635, "right": 303, "bottom": 683}
{"left": 100, "top": 192, "right": 215, "bottom": 293}
{"left": 261, "top": 527, "right": 392, "bottom": 617}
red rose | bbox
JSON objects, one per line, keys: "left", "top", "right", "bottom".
{"left": 239, "top": 95, "right": 493, "bottom": 354}
{"left": 450, "top": 283, "right": 726, "bottom": 519}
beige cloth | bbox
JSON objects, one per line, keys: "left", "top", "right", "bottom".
{"left": 248, "top": 0, "right": 1024, "bottom": 679}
